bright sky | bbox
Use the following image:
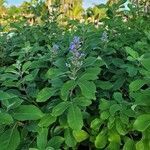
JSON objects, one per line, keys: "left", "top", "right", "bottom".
{"left": 83, "top": 0, "right": 106, "bottom": 8}
{"left": 7, "top": 0, "right": 106, "bottom": 8}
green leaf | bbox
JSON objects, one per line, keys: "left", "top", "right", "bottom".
{"left": 113, "top": 77, "right": 125, "bottom": 90}
{"left": 67, "top": 104, "right": 83, "bottom": 130}
{"left": 61, "top": 80, "right": 76, "bottom": 101}
{"left": 24, "top": 69, "right": 39, "bottom": 82}
{"left": 47, "top": 136, "right": 64, "bottom": 149}
{"left": 107, "top": 142, "right": 120, "bottom": 150}
{"left": 54, "top": 58, "right": 67, "bottom": 70}
{"left": 73, "top": 97, "right": 92, "bottom": 107}
{"left": 131, "top": 91, "right": 150, "bottom": 106}
{"left": 2, "top": 97, "right": 23, "bottom": 110}
{"left": 78, "top": 80, "right": 96, "bottom": 100}
{"left": 51, "top": 78, "right": 63, "bottom": 88}
{"left": 129, "top": 79, "right": 146, "bottom": 92}
{"left": 5, "top": 66, "right": 18, "bottom": 74}
{"left": 37, "top": 128, "right": 48, "bottom": 150}
{"left": 109, "top": 104, "right": 122, "bottom": 116}
{"left": 36, "top": 87, "right": 55, "bottom": 102}
{"left": 125, "top": 47, "right": 139, "bottom": 59}
{"left": 123, "top": 64, "right": 138, "bottom": 77}
{"left": 133, "top": 114, "right": 150, "bottom": 132}
{"left": 113, "top": 92, "right": 123, "bottom": 103}
{"left": 79, "top": 67, "right": 101, "bottom": 81}
{"left": 96, "top": 80, "right": 113, "bottom": 90}
{"left": 73, "top": 130, "right": 89, "bottom": 142}
{"left": 22, "top": 61, "right": 32, "bottom": 72}
{"left": 108, "top": 130, "right": 121, "bottom": 143}
{"left": 99, "top": 98, "right": 110, "bottom": 111}
{"left": 13, "top": 105, "right": 44, "bottom": 121}
{"left": 0, "top": 91, "right": 11, "bottom": 100}
{"left": 136, "top": 140, "right": 145, "bottom": 150}
{"left": 120, "top": 113, "right": 129, "bottom": 125}
{"left": 64, "top": 128, "right": 76, "bottom": 147}
{"left": 144, "top": 30, "right": 150, "bottom": 40}
{"left": 95, "top": 130, "right": 107, "bottom": 149}
{"left": 123, "top": 138, "right": 135, "bottom": 150}
{"left": 52, "top": 102, "right": 70, "bottom": 117}
{"left": 124, "top": 109, "right": 135, "bottom": 117}
{"left": 46, "top": 68, "right": 64, "bottom": 79}
{"left": 0, "top": 91, "right": 17, "bottom": 101}
{"left": 115, "top": 119, "right": 126, "bottom": 135}
{"left": 141, "top": 58, "right": 150, "bottom": 71}
{"left": 0, "top": 112, "right": 14, "bottom": 125}
{"left": 112, "top": 58, "right": 124, "bottom": 67}
{"left": 38, "top": 114, "right": 56, "bottom": 127}
{"left": 83, "top": 56, "right": 97, "bottom": 67}
{"left": 108, "top": 116, "right": 115, "bottom": 129}
{"left": 90, "top": 118, "right": 102, "bottom": 131}
{"left": 0, "top": 128, "right": 20, "bottom": 150}
{"left": 100, "top": 111, "right": 110, "bottom": 120}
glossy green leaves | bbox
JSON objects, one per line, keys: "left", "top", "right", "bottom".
{"left": 37, "top": 128, "right": 48, "bottom": 150}
{"left": 134, "top": 114, "right": 150, "bottom": 132}
{"left": 0, "top": 91, "right": 17, "bottom": 101}
{"left": 125, "top": 47, "right": 139, "bottom": 59}
{"left": 0, "top": 128, "right": 20, "bottom": 150}
{"left": 0, "top": 3, "right": 149, "bottom": 150}
{"left": 129, "top": 79, "right": 147, "bottom": 92}
{"left": 0, "top": 112, "right": 13, "bottom": 125}
{"left": 67, "top": 104, "right": 83, "bottom": 131}
{"left": 79, "top": 67, "right": 101, "bottom": 81}
{"left": 61, "top": 80, "right": 76, "bottom": 101}
{"left": 73, "top": 130, "right": 89, "bottom": 142}
{"left": 37, "top": 87, "right": 55, "bottom": 102}
{"left": 13, "top": 105, "right": 44, "bottom": 121}
{"left": 95, "top": 130, "right": 107, "bottom": 149}
{"left": 78, "top": 80, "right": 96, "bottom": 100}
{"left": 52, "top": 102, "right": 70, "bottom": 116}
{"left": 38, "top": 114, "right": 56, "bottom": 127}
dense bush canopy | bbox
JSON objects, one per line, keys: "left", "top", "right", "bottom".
{"left": 0, "top": 0, "right": 150, "bottom": 150}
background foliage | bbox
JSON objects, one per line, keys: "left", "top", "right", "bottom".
{"left": 0, "top": 0, "right": 150, "bottom": 149}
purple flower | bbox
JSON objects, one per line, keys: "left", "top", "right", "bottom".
{"left": 67, "top": 36, "right": 86, "bottom": 79}
{"left": 69, "top": 42, "right": 76, "bottom": 51}
{"left": 69, "top": 36, "right": 81, "bottom": 52}
{"left": 73, "top": 36, "right": 80, "bottom": 44}
{"left": 69, "top": 36, "right": 85, "bottom": 58}
{"left": 67, "top": 36, "right": 85, "bottom": 70}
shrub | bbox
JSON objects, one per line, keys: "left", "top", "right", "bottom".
{"left": 0, "top": 2, "right": 150, "bottom": 150}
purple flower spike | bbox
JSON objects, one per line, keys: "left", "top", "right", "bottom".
{"left": 69, "top": 36, "right": 81, "bottom": 52}
{"left": 67, "top": 36, "right": 85, "bottom": 79}
{"left": 73, "top": 36, "right": 80, "bottom": 44}
{"left": 69, "top": 42, "right": 76, "bottom": 51}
